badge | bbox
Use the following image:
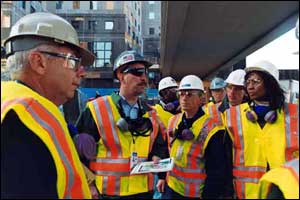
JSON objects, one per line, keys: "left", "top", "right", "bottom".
{"left": 175, "top": 145, "right": 184, "bottom": 160}
{"left": 130, "top": 151, "right": 138, "bottom": 169}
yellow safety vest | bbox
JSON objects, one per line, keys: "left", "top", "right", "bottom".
{"left": 152, "top": 103, "right": 175, "bottom": 129}
{"left": 1, "top": 81, "right": 91, "bottom": 199}
{"left": 87, "top": 95, "right": 166, "bottom": 196}
{"left": 167, "top": 112, "right": 224, "bottom": 198}
{"left": 258, "top": 158, "right": 299, "bottom": 199}
{"left": 224, "top": 102, "right": 299, "bottom": 199}
{"left": 203, "top": 102, "right": 224, "bottom": 124}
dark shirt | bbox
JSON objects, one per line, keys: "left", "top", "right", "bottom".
{"left": 76, "top": 100, "right": 169, "bottom": 179}
{"left": 1, "top": 110, "right": 58, "bottom": 199}
{"left": 202, "top": 130, "right": 233, "bottom": 199}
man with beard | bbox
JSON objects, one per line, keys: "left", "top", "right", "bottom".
{"left": 76, "top": 50, "right": 169, "bottom": 199}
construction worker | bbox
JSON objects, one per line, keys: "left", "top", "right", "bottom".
{"left": 208, "top": 77, "right": 226, "bottom": 105}
{"left": 157, "top": 75, "right": 231, "bottom": 199}
{"left": 257, "top": 17, "right": 300, "bottom": 200}
{"left": 76, "top": 50, "right": 169, "bottom": 199}
{"left": 218, "top": 69, "right": 248, "bottom": 115}
{"left": 152, "top": 76, "right": 181, "bottom": 199}
{"left": 203, "top": 77, "right": 226, "bottom": 120}
{"left": 153, "top": 76, "right": 181, "bottom": 128}
{"left": 1, "top": 12, "right": 95, "bottom": 198}
{"left": 224, "top": 60, "right": 299, "bottom": 199}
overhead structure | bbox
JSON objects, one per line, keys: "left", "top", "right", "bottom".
{"left": 160, "top": 1, "right": 299, "bottom": 80}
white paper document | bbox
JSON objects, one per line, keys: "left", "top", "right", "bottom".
{"left": 130, "top": 157, "right": 174, "bottom": 174}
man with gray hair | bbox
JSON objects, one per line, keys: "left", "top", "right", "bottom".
{"left": 1, "top": 12, "right": 95, "bottom": 198}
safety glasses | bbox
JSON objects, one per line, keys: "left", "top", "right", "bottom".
{"left": 245, "top": 78, "right": 263, "bottom": 87}
{"left": 177, "top": 90, "right": 201, "bottom": 97}
{"left": 38, "top": 51, "right": 82, "bottom": 71}
{"left": 122, "top": 67, "right": 147, "bottom": 77}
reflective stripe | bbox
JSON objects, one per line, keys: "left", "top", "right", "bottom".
{"left": 227, "top": 106, "right": 244, "bottom": 165}
{"left": 233, "top": 166, "right": 266, "bottom": 183}
{"left": 103, "top": 97, "right": 122, "bottom": 157}
{"left": 283, "top": 158, "right": 299, "bottom": 179}
{"left": 169, "top": 170, "right": 205, "bottom": 183}
{"left": 149, "top": 110, "right": 158, "bottom": 153}
{"left": 208, "top": 104, "right": 222, "bottom": 125}
{"left": 284, "top": 103, "right": 299, "bottom": 160}
{"left": 92, "top": 100, "right": 110, "bottom": 156}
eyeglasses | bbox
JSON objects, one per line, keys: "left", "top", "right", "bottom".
{"left": 177, "top": 90, "right": 200, "bottom": 97}
{"left": 122, "top": 67, "right": 147, "bottom": 77}
{"left": 38, "top": 51, "right": 82, "bottom": 71}
{"left": 245, "top": 78, "right": 263, "bottom": 87}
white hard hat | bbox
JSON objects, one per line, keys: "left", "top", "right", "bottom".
{"left": 245, "top": 60, "right": 279, "bottom": 82}
{"left": 225, "top": 69, "right": 246, "bottom": 86}
{"left": 158, "top": 76, "right": 178, "bottom": 92}
{"left": 178, "top": 75, "right": 204, "bottom": 91}
{"left": 4, "top": 12, "right": 95, "bottom": 66}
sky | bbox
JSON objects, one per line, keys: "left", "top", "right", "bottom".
{"left": 246, "top": 28, "right": 299, "bottom": 70}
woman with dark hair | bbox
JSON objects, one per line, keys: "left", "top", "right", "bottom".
{"left": 223, "top": 60, "right": 299, "bottom": 199}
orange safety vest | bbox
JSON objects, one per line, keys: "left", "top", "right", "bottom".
{"left": 225, "top": 102, "right": 299, "bottom": 199}
{"left": 87, "top": 95, "right": 166, "bottom": 196}
{"left": 1, "top": 81, "right": 91, "bottom": 199}
{"left": 258, "top": 158, "right": 299, "bottom": 199}
{"left": 203, "top": 102, "right": 224, "bottom": 124}
{"left": 167, "top": 112, "right": 224, "bottom": 198}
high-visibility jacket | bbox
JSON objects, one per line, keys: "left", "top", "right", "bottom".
{"left": 224, "top": 102, "right": 299, "bottom": 199}
{"left": 258, "top": 158, "right": 299, "bottom": 199}
{"left": 167, "top": 112, "right": 224, "bottom": 198}
{"left": 1, "top": 81, "right": 91, "bottom": 199}
{"left": 87, "top": 95, "right": 166, "bottom": 196}
{"left": 152, "top": 103, "right": 175, "bottom": 129}
{"left": 203, "top": 102, "right": 224, "bottom": 124}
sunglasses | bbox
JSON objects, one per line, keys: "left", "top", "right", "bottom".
{"left": 122, "top": 67, "right": 147, "bottom": 77}
{"left": 177, "top": 90, "right": 201, "bottom": 97}
{"left": 38, "top": 51, "right": 82, "bottom": 71}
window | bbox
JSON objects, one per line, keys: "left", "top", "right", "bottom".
{"left": 88, "top": 20, "right": 97, "bottom": 31}
{"left": 149, "top": 1, "right": 155, "bottom": 4}
{"left": 90, "top": 1, "right": 97, "bottom": 10}
{"left": 30, "top": 5, "right": 36, "bottom": 13}
{"left": 73, "top": 1, "right": 80, "bottom": 9}
{"left": 149, "top": 28, "right": 155, "bottom": 35}
{"left": 105, "top": 21, "right": 114, "bottom": 30}
{"left": 89, "top": 42, "right": 112, "bottom": 68}
{"left": 149, "top": 12, "right": 155, "bottom": 19}
{"left": 71, "top": 20, "right": 80, "bottom": 29}
{"left": 132, "top": 31, "right": 136, "bottom": 40}
{"left": 1, "top": 12, "right": 10, "bottom": 28}
{"left": 138, "top": 8, "right": 140, "bottom": 16}
{"left": 138, "top": 24, "right": 140, "bottom": 32}
{"left": 22, "top": 1, "right": 26, "bottom": 9}
{"left": 135, "top": 2, "right": 137, "bottom": 10}
{"left": 106, "top": 1, "right": 114, "bottom": 10}
{"left": 135, "top": 19, "right": 137, "bottom": 27}
{"left": 56, "top": 1, "right": 63, "bottom": 9}
{"left": 128, "top": 25, "right": 131, "bottom": 34}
